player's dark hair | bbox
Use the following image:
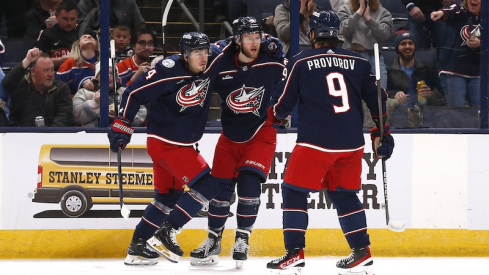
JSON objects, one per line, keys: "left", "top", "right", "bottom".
{"left": 314, "top": 37, "right": 341, "bottom": 48}
{"left": 56, "top": 1, "right": 77, "bottom": 14}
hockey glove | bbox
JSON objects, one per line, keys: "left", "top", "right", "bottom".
{"left": 108, "top": 117, "right": 134, "bottom": 152}
{"left": 369, "top": 124, "right": 395, "bottom": 160}
{"left": 267, "top": 106, "right": 284, "bottom": 125}
{"left": 261, "top": 35, "right": 285, "bottom": 59}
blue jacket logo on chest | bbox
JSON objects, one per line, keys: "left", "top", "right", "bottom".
{"left": 226, "top": 85, "right": 265, "bottom": 116}
{"left": 176, "top": 78, "right": 210, "bottom": 111}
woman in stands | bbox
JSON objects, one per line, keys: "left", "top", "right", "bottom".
{"left": 431, "top": 0, "right": 481, "bottom": 108}
{"left": 337, "top": 0, "right": 393, "bottom": 90}
{"left": 56, "top": 31, "right": 100, "bottom": 95}
{"left": 274, "top": 0, "right": 318, "bottom": 57}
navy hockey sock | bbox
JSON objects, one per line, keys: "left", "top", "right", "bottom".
{"left": 208, "top": 181, "right": 235, "bottom": 233}
{"left": 133, "top": 190, "right": 183, "bottom": 240}
{"left": 236, "top": 171, "right": 262, "bottom": 231}
{"left": 282, "top": 185, "right": 309, "bottom": 250}
{"left": 327, "top": 191, "right": 370, "bottom": 248}
{"left": 167, "top": 173, "right": 219, "bottom": 228}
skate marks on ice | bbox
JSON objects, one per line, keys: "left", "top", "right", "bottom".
{"left": 0, "top": 257, "right": 488, "bottom": 275}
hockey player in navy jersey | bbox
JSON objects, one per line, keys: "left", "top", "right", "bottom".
{"left": 189, "top": 17, "right": 286, "bottom": 268}
{"left": 266, "top": 10, "right": 394, "bottom": 275}
{"left": 108, "top": 31, "right": 226, "bottom": 265}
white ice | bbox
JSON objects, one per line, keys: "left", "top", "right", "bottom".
{"left": 0, "top": 257, "right": 487, "bottom": 275}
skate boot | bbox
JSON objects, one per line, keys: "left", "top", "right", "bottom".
{"left": 190, "top": 229, "right": 222, "bottom": 266}
{"left": 146, "top": 221, "right": 183, "bottom": 263}
{"left": 266, "top": 248, "right": 305, "bottom": 274}
{"left": 124, "top": 238, "right": 160, "bottom": 266}
{"left": 231, "top": 229, "right": 250, "bottom": 268}
{"left": 336, "top": 246, "right": 374, "bottom": 275}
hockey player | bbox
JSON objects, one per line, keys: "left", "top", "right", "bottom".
{"left": 108, "top": 31, "right": 225, "bottom": 265}
{"left": 189, "top": 17, "right": 286, "bottom": 268}
{"left": 265, "top": 10, "right": 394, "bottom": 275}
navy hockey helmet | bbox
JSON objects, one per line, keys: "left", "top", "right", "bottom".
{"left": 179, "top": 32, "right": 211, "bottom": 57}
{"left": 308, "top": 10, "right": 340, "bottom": 39}
{"left": 232, "top": 16, "right": 263, "bottom": 41}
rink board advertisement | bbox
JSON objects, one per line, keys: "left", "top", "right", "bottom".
{"left": 0, "top": 132, "right": 413, "bottom": 230}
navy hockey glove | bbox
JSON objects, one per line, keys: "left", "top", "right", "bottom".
{"left": 267, "top": 106, "right": 284, "bottom": 125}
{"left": 369, "top": 125, "right": 394, "bottom": 160}
{"left": 261, "top": 35, "right": 285, "bottom": 59}
{"left": 108, "top": 117, "right": 134, "bottom": 152}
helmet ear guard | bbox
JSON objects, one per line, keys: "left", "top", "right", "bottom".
{"left": 179, "top": 32, "right": 211, "bottom": 58}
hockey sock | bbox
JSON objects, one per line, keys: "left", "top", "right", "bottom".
{"left": 208, "top": 181, "right": 235, "bottom": 233}
{"left": 133, "top": 190, "right": 183, "bottom": 240}
{"left": 327, "top": 191, "right": 370, "bottom": 248}
{"left": 236, "top": 171, "right": 262, "bottom": 231}
{"left": 282, "top": 185, "right": 309, "bottom": 250}
{"left": 167, "top": 173, "right": 219, "bottom": 228}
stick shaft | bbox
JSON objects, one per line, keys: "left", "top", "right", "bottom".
{"left": 117, "top": 147, "right": 124, "bottom": 207}
{"left": 374, "top": 43, "right": 389, "bottom": 225}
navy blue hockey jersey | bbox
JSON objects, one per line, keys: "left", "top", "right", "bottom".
{"left": 118, "top": 46, "right": 226, "bottom": 145}
{"left": 271, "top": 47, "right": 387, "bottom": 150}
{"left": 215, "top": 42, "right": 286, "bottom": 142}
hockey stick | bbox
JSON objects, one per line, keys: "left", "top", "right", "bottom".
{"left": 162, "top": 0, "right": 174, "bottom": 57}
{"left": 373, "top": 43, "right": 405, "bottom": 232}
{"left": 111, "top": 40, "right": 131, "bottom": 220}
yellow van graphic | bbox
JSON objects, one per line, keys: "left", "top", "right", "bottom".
{"left": 32, "top": 144, "right": 154, "bottom": 217}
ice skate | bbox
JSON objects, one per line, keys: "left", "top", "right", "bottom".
{"left": 189, "top": 229, "right": 222, "bottom": 266}
{"left": 146, "top": 221, "right": 183, "bottom": 263}
{"left": 266, "top": 248, "right": 305, "bottom": 275}
{"left": 124, "top": 238, "right": 160, "bottom": 266}
{"left": 337, "top": 246, "right": 374, "bottom": 275}
{"left": 231, "top": 229, "right": 250, "bottom": 268}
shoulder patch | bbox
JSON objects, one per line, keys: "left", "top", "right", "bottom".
{"left": 162, "top": 59, "right": 175, "bottom": 68}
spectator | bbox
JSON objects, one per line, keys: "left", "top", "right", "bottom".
{"left": 1, "top": 49, "right": 73, "bottom": 127}
{"left": 34, "top": 1, "right": 79, "bottom": 69}
{"left": 73, "top": 60, "right": 146, "bottom": 127}
{"left": 0, "top": 0, "right": 30, "bottom": 38}
{"left": 274, "top": 0, "right": 318, "bottom": 57}
{"left": 387, "top": 30, "right": 446, "bottom": 127}
{"left": 338, "top": 0, "right": 393, "bottom": 90}
{"left": 117, "top": 29, "right": 155, "bottom": 86}
{"left": 26, "top": 0, "right": 62, "bottom": 39}
{"left": 111, "top": 24, "right": 133, "bottom": 63}
{"left": 77, "top": 0, "right": 146, "bottom": 36}
{"left": 402, "top": 0, "right": 456, "bottom": 49}
{"left": 431, "top": 0, "right": 480, "bottom": 108}
{"left": 56, "top": 31, "right": 99, "bottom": 94}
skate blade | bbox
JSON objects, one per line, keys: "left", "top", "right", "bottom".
{"left": 338, "top": 266, "right": 374, "bottom": 275}
{"left": 123, "top": 254, "right": 158, "bottom": 266}
{"left": 236, "top": 260, "right": 244, "bottom": 269}
{"left": 146, "top": 237, "right": 181, "bottom": 263}
{"left": 190, "top": 255, "right": 219, "bottom": 266}
{"left": 268, "top": 266, "right": 304, "bottom": 275}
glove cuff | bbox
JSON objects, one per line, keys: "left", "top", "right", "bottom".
{"left": 113, "top": 118, "right": 134, "bottom": 134}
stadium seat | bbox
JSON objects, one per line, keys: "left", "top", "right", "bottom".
{"left": 380, "top": 0, "right": 408, "bottom": 19}
{"left": 1, "top": 38, "right": 34, "bottom": 71}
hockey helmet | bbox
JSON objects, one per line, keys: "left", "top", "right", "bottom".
{"left": 308, "top": 10, "right": 340, "bottom": 39}
{"left": 179, "top": 32, "right": 211, "bottom": 57}
{"left": 232, "top": 16, "right": 263, "bottom": 41}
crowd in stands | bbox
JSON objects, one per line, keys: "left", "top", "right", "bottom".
{"left": 0, "top": 0, "right": 482, "bottom": 128}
